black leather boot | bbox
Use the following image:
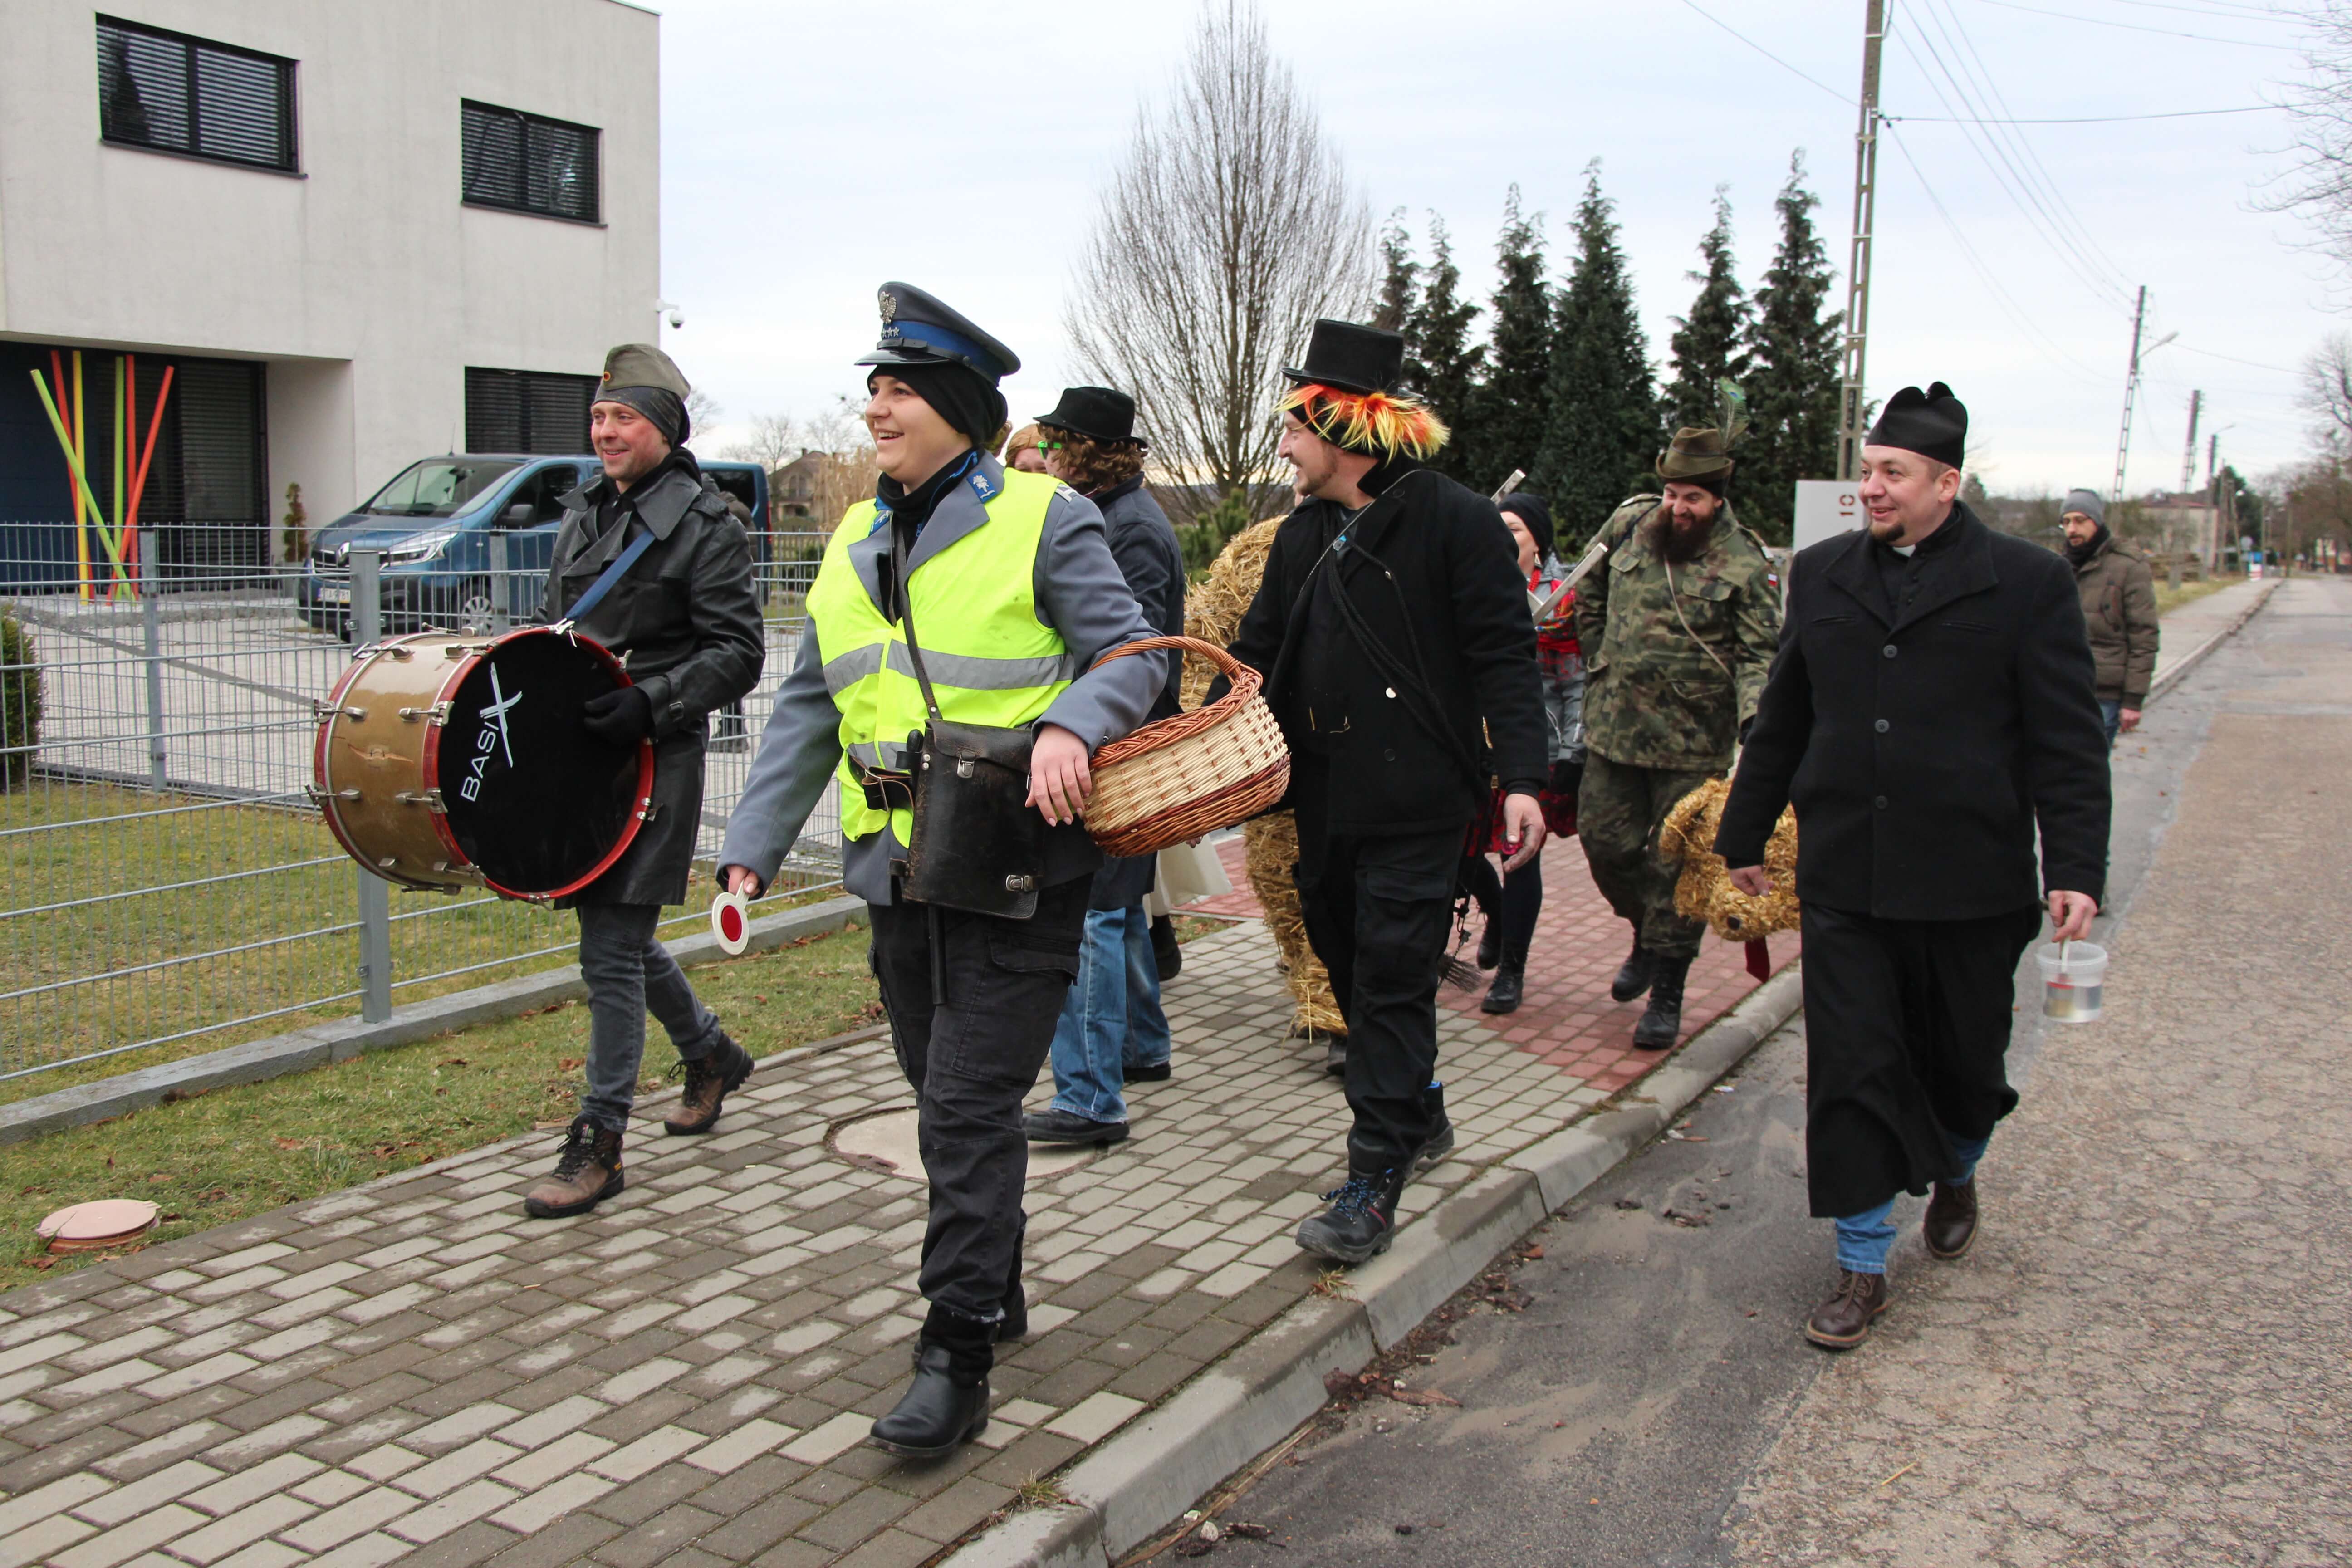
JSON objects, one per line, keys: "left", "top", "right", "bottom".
{"left": 1323, "top": 1033, "right": 1347, "bottom": 1077}
{"left": 1609, "top": 932, "right": 1656, "bottom": 1003}
{"left": 1632, "top": 956, "right": 1692, "bottom": 1050}
{"left": 1295, "top": 1166, "right": 1409, "bottom": 1264}
{"left": 1416, "top": 1083, "right": 1455, "bottom": 1171}
{"left": 1152, "top": 914, "right": 1182, "bottom": 981}
{"left": 1476, "top": 920, "right": 1502, "bottom": 971}
{"left": 871, "top": 1302, "right": 993, "bottom": 1458}
{"left": 1482, "top": 961, "right": 1524, "bottom": 1014}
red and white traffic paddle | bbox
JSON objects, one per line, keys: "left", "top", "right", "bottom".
{"left": 710, "top": 889, "right": 750, "bottom": 956}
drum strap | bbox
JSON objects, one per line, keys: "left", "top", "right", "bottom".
{"left": 564, "top": 529, "right": 657, "bottom": 626}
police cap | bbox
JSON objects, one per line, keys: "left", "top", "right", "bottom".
{"left": 856, "top": 282, "right": 1021, "bottom": 384}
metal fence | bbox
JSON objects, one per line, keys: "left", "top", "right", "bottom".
{"left": 0, "top": 519, "right": 841, "bottom": 1087}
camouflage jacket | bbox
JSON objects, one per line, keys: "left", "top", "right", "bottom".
{"left": 1571, "top": 495, "right": 1782, "bottom": 770}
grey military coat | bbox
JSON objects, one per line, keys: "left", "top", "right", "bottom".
{"left": 717, "top": 455, "right": 1166, "bottom": 906}
{"left": 541, "top": 456, "right": 765, "bottom": 906}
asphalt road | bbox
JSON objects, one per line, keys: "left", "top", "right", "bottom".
{"left": 1199, "top": 580, "right": 2249, "bottom": 1568}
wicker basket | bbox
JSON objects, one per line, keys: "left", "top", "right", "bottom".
{"left": 1083, "top": 636, "right": 1290, "bottom": 858}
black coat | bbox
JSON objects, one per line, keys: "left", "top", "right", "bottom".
{"left": 1090, "top": 476, "right": 1186, "bottom": 910}
{"left": 542, "top": 455, "right": 766, "bottom": 906}
{"left": 1715, "top": 503, "right": 2110, "bottom": 918}
{"left": 1222, "top": 467, "right": 1547, "bottom": 837}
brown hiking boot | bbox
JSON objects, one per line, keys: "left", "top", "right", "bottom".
{"left": 664, "top": 1033, "right": 753, "bottom": 1136}
{"left": 524, "top": 1116, "right": 624, "bottom": 1219}
{"left": 1924, "top": 1179, "right": 1979, "bottom": 1259}
{"left": 1804, "top": 1269, "right": 1891, "bottom": 1349}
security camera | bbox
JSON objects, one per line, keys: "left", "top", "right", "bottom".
{"left": 666, "top": 308, "right": 684, "bottom": 329}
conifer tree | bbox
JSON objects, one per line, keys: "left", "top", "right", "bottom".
{"left": 1664, "top": 187, "right": 1752, "bottom": 434}
{"left": 1372, "top": 206, "right": 1418, "bottom": 334}
{"left": 1536, "top": 164, "right": 1659, "bottom": 541}
{"left": 1467, "top": 186, "right": 1553, "bottom": 494}
{"left": 1406, "top": 215, "right": 1484, "bottom": 484}
{"left": 1742, "top": 153, "right": 1843, "bottom": 545}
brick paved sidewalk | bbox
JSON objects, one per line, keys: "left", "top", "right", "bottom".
{"left": 0, "top": 842, "right": 1780, "bottom": 1568}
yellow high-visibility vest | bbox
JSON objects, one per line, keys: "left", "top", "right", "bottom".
{"left": 806, "top": 467, "right": 1074, "bottom": 844}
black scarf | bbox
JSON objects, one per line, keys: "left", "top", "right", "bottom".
{"left": 594, "top": 446, "right": 701, "bottom": 539}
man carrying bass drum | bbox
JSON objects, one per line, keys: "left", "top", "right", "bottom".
{"left": 521, "top": 343, "right": 766, "bottom": 1220}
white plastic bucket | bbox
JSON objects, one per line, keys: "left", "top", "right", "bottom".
{"left": 2036, "top": 941, "right": 2106, "bottom": 1024}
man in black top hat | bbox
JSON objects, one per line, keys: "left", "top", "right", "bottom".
{"left": 1715, "top": 382, "right": 2108, "bottom": 1350}
{"left": 1023, "top": 387, "right": 1187, "bottom": 1147}
{"left": 522, "top": 343, "right": 765, "bottom": 1221}
{"left": 719, "top": 285, "right": 1164, "bottom": 1458}
{"left": 1220, "top": 319, "right": 1548, "bottom": 1265}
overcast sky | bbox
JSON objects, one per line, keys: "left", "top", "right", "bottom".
{"left": 654, "top": 0, "right": 2323, "bottom": 502}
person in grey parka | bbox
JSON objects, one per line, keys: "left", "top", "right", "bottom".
{"left": 522, "top": 344, "right": 765, "bottom": 1221}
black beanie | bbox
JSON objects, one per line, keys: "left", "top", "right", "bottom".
{"left": 1497, "top": 491, "right": 1554, "bottom": 560}
{"left": 599, "top": 386, "right": 687, "bottom": 448}
{"left": 877, "top": 362, "right": 1008, "bottom": 452}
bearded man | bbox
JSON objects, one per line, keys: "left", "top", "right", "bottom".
{"left": 1218, "top": 318, "right": 1547, "bottom": 1264}
{"left": 1573, "top": 423, "right": 1780, "bottom": 1049}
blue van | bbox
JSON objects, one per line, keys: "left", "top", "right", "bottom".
{"left": 299, "top": 454, "right": 771, "bottom": 637}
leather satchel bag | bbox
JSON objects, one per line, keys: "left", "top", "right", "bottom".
{"left": 892, "top": 537, "right": 1049, "bottom": 919}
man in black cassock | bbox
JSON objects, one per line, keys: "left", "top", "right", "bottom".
{"left": 1714, "top": 382, "right": 2109, "bottom": 1349}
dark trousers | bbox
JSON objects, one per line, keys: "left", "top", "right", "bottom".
{"left": 1461, "top": 853, "right": 1544, "bottom": 965}
{"left": 868, "top": 879, "right": 1088, "bottom": 1320}
{"left": 577, "top": 902, "right": 723, "bottom": 1133}
{"left": 1293, "top": 766, "right": 1462, "bottom": 1174}
{"left": 1798, "top": 901, "right": 2043, "bottom": 1219}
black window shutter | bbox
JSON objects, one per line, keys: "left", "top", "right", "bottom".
{"left": 466, "top": 368, "right": 596, "bottom": 455}
{"left": 97, "top": 17, "right": 294, "bottom": 173}
{"left": 462, "top": 100, "right": 599, "bottom": 223}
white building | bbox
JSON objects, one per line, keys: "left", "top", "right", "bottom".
{"left": 0, "top": 0, "right": 659, "bottom": 568}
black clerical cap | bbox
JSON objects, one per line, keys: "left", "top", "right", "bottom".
{"left": 1864, "top": 381, "right": 1967, "bottom": 468}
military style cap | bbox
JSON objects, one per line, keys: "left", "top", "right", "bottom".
{"left": 598, "top": 343, "right": 690, "bottom": 399}
{"left": 1656, "top": 426, "right": 1736, "bottom": 483}
{"left": 857, "top": 282, "right": 1021, "bottom": 383}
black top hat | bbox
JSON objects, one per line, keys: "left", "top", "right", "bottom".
{"left": 1035, "top": 386, "right": 1144, "bottom": 447}
{"left": 1282, "top": 319, "right": 1406, "bottom": 396}
{"left": 1864, "top": 381, "right": 1967, "bottom": 469}
{"left": 856, "top": 281, "right": 1021, "bottom": 383}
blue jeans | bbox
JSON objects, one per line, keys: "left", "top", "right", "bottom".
{"left": 1046, "top": 905, "right": 1171, "bottom": 1124}
{"left": 577, "top": 902, "right": 724, "bottom": 1132}
{"left": 1833, "top": 1134, "right": 1989, "bottom": 1275}
{"left": 2099, "top": 699, "right": 2122, "bottom": 747}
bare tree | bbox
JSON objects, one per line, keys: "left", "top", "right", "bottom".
{"left": 717, "top": 413, "right": 802, "bottom": 473}
{"left": 2302, "top": 331, "right": 2352, "bottom": 441}
{"left": 1066, "top": 0, "right": 1373, "bottom": 523}
{"left": 685, "top": 387, "right": 724, "bottom": 436}
{"left": 2265, "top": 5, "right": 2352, "bottom": 281}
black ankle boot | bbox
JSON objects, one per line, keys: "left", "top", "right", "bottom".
{"left": 1152, "top": 914, "right": 1182, "bottom": 981}
{"left": 871, "top": 1303, "right": 992, "bottom": 1458}
{"left": 1610, "top": 933, "right": 1656, "bottom": 1003}
{"left": 1633, "top": 956, "right": 1692, "bottom": 1050}
{"left": 1476, "top": 921, "right": 1502, "bottom": 971}
{"left": 1295, "top": 1166, "right": 1409, "bottom": 1264}
{"left": 1416, "top": 1083, "right": 1454, "bottom": 1171}
{"left": 1482, "top": 961, "right": 1524, "bottom": 1014}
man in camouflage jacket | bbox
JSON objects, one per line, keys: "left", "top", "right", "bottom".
{"left": 1573, "top": 424, "right": 1780, "bottom": 1049}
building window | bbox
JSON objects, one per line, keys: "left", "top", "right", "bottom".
{"left": 96, "top": 16, "right": 297, "bottom": 174}
{"left": 461, "top": 101, "right": 600, "bottom": 223}
{"left": 465, "top": 368, "right": 598, "bottom": 455}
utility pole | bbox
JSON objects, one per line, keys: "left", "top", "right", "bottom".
{"left": 2111, "top": 286, "right": 2147, "bottom": 504}
{"left": 2180, "top": 389, "right": 2201, "bottom": 492}
{"left": 1835, "top": 0, "right": 1887, "bottom": 483}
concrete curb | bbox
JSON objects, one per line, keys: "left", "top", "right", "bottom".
{"left": 2147, "top": 578, "right": 2275, "bottom": 705}
{"left": 942, "top": 962, "right": 1806, "bottom": 1568}
{"left": 0, "top": 893, "right": 867, "bottom": 1147}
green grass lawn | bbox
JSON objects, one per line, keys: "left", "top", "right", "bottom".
{"left": 0, "top": 780, "right": 838, "bottom": 1105}
{"left": 2155, "top": 578, "right": 2231, "bottom": 616}
{"left": 5, "top": 910, "right": 1235, "bottom": 1291}
{"left": 5, "top": 919, "right": 882, "bottom": 1291}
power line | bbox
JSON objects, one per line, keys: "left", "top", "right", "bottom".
{"left": 1888, "top": 103, "right": 2274, "bottom": 124}
{"left": 1676, "top": 0, "right": 1852, "bottom": 104}
{"left": 1959, "top": 0, "right": 2306, "bottom": 50}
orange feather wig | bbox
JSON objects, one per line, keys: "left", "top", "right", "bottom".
{"left": 1280, "top": 382, "right": 1450, "bottom": 461}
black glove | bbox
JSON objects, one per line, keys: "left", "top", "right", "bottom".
{"left": 1548, "top": 757, "right": 1583, "bottom": 798}
{"left": 582, "top": 686, "right": 654, "bottom": 746}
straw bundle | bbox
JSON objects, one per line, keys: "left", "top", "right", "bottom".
{"left": 1659, "top": 776, "right": 1800, "bottom": 941}
{"left": 1182, "top": 517, "right": 1283, "bottom": 706}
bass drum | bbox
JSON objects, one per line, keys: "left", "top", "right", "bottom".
{"left": 312, "top": 628, "right": 654, "bottom": 900}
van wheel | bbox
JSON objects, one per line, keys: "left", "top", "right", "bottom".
{"left": 452, "top": 580, "right": 497, "bottom": 635}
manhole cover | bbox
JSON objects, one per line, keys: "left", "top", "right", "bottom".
{"left": 829, "top": 1107, "right": 1103, "bottom": 1182}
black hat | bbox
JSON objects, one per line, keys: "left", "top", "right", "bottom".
{"left": 1497, "top": 491, "right": 1554, "bottom": 560}
{"left": 1036, "top": 386, "right": 1145, "bottom": 447}
{"left": 1864, "top": 381, "right": 1968, "bottom": 469}
{"left": 1282, "top": 319, "right": 1406, "bottom": 396}
{"left": 857, "top": 281, "right": 1021, "bottom": 383}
